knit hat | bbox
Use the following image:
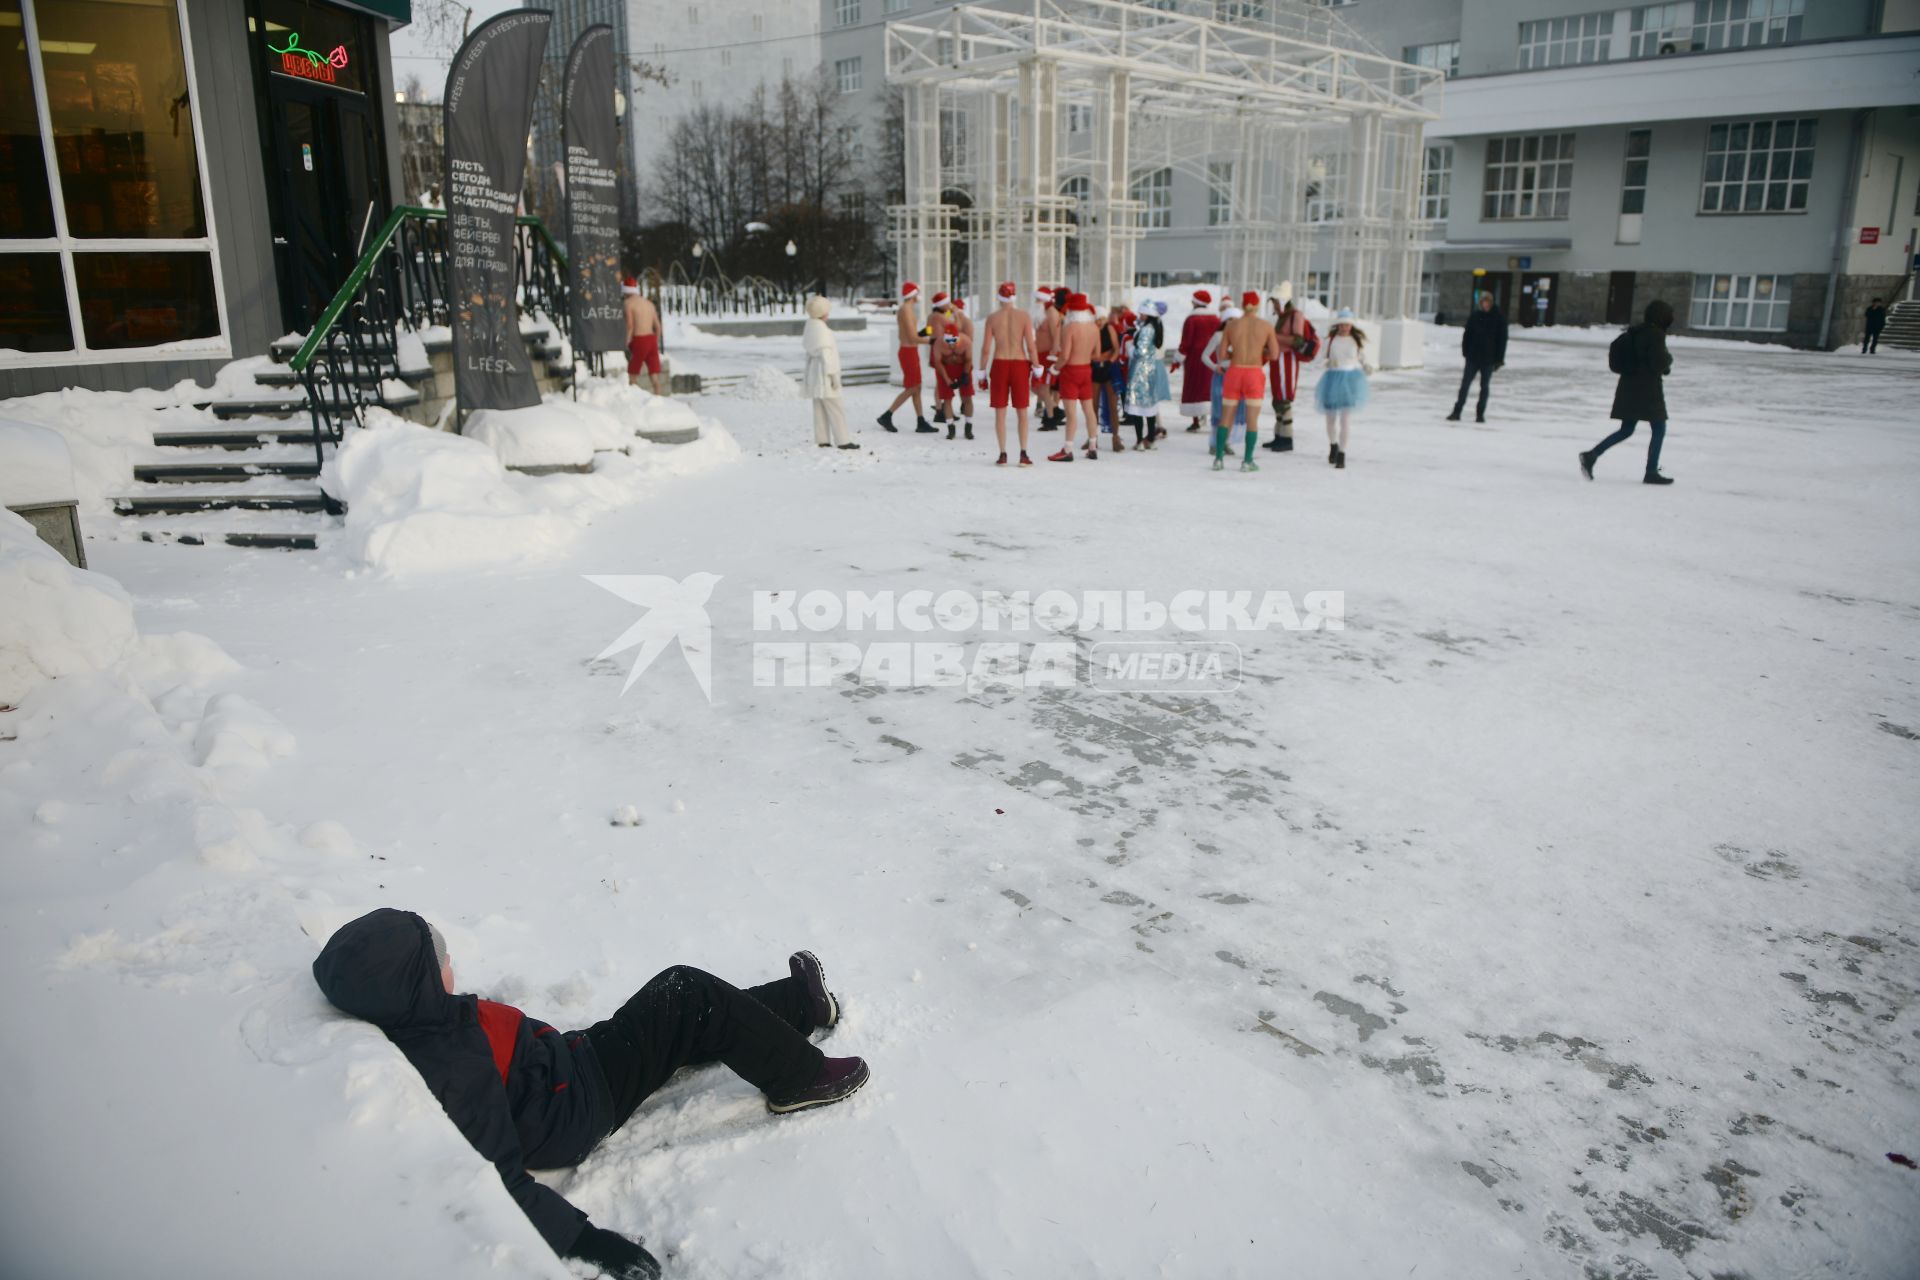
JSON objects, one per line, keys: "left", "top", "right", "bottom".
{"left": 900, "top": 282, "right": 920, "bottom": 301}
{"left": 1192, "top": 289, "right": 1212, "bottom": 305}
{"left": 1240, "top": 290, "right": 1261, "bottom": 309}
{"left": 805, "top": 295, "right": 830, "bottom": 320}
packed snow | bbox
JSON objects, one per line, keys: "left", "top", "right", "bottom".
{"left": 2, "top": 322, "right": 1916, "bottom": 1280}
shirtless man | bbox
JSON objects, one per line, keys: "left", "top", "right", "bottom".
{"left": 927, "top": 295, "right": 974, "bottom": 423}
{"left": 878, "top": 282, "right": 935, "bottom": 435}
{"left": 933, "top": 324, "right": 975, "bottom": 441}
{"left": 623, "top": 277, "right": 665, "bottom": 395}
{"left": 1033, "top": 288, "right": 1064, "bottom": 431}
{"left": 978, "top": 280, "right": 1037, "bottom": 466}
{"left": 1214, "top": 290, "right": 1281, "bottom": 472}
{"left": 1047, "top": 293, "right": 1100, "bottom": 462}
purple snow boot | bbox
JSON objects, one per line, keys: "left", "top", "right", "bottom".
{"left": 767, "top": 1055, "right": 870, "bottom": 1114}
{"left": 789, "top": 949, "right": 840, "bottom": 1032}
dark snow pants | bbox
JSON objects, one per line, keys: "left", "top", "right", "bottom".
{"left": 584, "top": 966, "right": 822, "bottom": 1130}
{"left": 1589, "top": 419, "right": 1666, "bottom": 477}
{"left": 1452, "top": 361, "right": 1494, "bottom": 418}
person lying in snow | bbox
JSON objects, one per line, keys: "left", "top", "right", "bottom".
{"left": 312, "top": 908, "right": 868, "bottom": 1279}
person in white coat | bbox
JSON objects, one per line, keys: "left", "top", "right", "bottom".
{"left": 804, "top": 296, "right": 859, "bottom": 450}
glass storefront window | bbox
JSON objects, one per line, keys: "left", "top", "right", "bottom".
{"left": 73, "top": 250, "right": 216, "bottom": 347}
{"left": 1, "top": 0, "right": 223, "bottom": 363}
{"left": 0, "top": 253, "right": 73, "bottom": 351}
{"left": 1, "top": 0, "right": 59, "bottom": 238}
{"left": 36, "top": 0, "right": 207, "bottom": 238}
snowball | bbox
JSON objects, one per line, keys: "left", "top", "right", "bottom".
{"left": 0, "top": 508, "right": 139, "bottom": 706}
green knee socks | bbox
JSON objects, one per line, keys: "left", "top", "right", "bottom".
{"left": 1244, "top": 431, "right": 1259, "bottom": 462}
{"left": 1212, "top": 427, "right": 1228, "bottom": 459}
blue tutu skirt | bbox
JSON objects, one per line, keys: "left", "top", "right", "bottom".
{"left": 1315, "top": 368, "right": 1370, "bottom": 413}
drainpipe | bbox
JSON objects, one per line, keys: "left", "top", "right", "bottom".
{"left": 1819, "top": 109, "right": 1871, "bottom": 351}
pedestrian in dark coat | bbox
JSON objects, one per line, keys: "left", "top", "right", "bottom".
{"left": 1862, "top": 298, "right": 1887, "bottom": 354}
{"left": 312, "top": 908, "right": 867, "bottom": 1280}
{"left": 1447, "top": 293, "right": 1508, "bottom": 423}
{"left": 1580, "top": 299, "right": 1675, "bottom": 485}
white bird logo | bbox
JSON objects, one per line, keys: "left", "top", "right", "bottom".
{"left": 585, "top": 572, "right": 723, "bottom": 699}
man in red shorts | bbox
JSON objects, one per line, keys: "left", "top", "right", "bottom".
{"left": 878, "top": 282, "right": 935, "bottom": 434}
{"left": 623, "top": 277, "right": 665, "bottom": 395}
{"left": 932, "top": 323, "right": 975, "bottom": 441}
{"left": 978, "top": 280, "right": 1036, "bottom": 466}
{"left": 1214, "top": 290, "right": 1281, "bottom": 472}
{"left": 1048, "top": 293, "right": 1100, "bottom": 462}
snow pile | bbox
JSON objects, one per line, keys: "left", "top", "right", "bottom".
{"left": 320, "top": 411, "right": 581, "bottom": 574}
{"left": 0, "top": 418, "right": 78, "bottom": 508}
{"left": 464, "top": 405, "right": 599, "bottom": 469}
{"left": 0, "top": 387, "right": 169, "bottom": 516}
{"left": 731, "top": 364, "right": 802, "bottom": 402}
{"left": 0, "top": 508, "right": 139, "bottom": 706}
{"left": 574, "top": 377, "right": 708, "bottom": 437}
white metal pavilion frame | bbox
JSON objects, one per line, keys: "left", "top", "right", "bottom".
{"left": 884, "top": 0, "right": 1441, "bottom": 358}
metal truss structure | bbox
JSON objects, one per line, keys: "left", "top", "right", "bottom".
{"left": 884, "top": 0, "right": 1440, "bottom": 359}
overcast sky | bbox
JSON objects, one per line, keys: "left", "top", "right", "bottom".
{"left": 389, "top": 0, "right": 523, "bottom": 93}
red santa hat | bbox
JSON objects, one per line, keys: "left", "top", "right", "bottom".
{"left": 953, "top": 298, "right": 965, "bottom": 311}
{"left": 1034, "top": 286, "right": 1053, "bottom": 303}
{"left": 1240, "top": 290, "right": 1262, "bottom": 309}
{"left": 1192, "top": 289, "right": 1212, "bottom": 305}
{"left": 900, "top": 282, "right": 920, "bottom": 301}
{"left": 998, "top": 281, "right": 1018, "bottom": 301}
{"left": 620, "top": 277, "right": 639, "bottom": 296}
{"left": 930, "top": 291, "right": 950, "bottom": 308}
{"left": 1067, "top": 292, "right": 1091, "bottom": 312}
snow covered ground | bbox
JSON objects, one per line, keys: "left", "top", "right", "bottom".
{"left": 2, "top": 326, "right": 1917, "bottom": 1279}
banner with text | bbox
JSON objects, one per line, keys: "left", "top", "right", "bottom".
{"left": 443, "top": 9, "right": 550, "bottom": 414}
{"left": 563, "top": 24, "right": 625, "bottom": 354}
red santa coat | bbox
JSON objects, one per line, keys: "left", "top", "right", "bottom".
{"left": 1268, "top": 311, "right": 1320, "bottom": 403}
{"left": 1176, "top": 311, "right": 1221, "bottom": 413}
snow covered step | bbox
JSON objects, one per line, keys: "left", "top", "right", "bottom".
{"left": 136, "top": 528, "right": 321, "bottom": 550}
{"left": 132, "top": 459, "right": 321, "bottom": 484}
{"left": 151, "top": 427, "right": 317, "bottom": 450}
{"left": 253, "top": 364, "right": 435, "bottom": 389}
{"left": 207, "top": 388, "right": 420, "bottom": 420}
{"left": 114, "top": 490, "right": 330, "bottom": 515}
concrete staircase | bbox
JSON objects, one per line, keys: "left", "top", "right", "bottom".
{"left": 1878, "top": 300, "right": 1920, "bottom": 351}
{"left": 111, "top": 327, "right": 569, "bottom": 550}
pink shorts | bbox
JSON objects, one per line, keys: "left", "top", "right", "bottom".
{"left": 1221, "top": 364, "right": 1266, "bottom": 401}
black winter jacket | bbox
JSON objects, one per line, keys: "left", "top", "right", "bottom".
{"left": 312, "top": 908, "right": 615, "bottom": 1254}
{"left": 1609, "top": 300, "right": 1674, "bottom": 422}
{"left": 1461, "top": 306, "right": 1508, "bottom": 367}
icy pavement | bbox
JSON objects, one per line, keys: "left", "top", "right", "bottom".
{"left": 5, "top": 326, "right": 1917, "bottom": 1279}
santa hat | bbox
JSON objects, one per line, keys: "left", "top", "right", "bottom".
{"left": 930, "top": 291, "right": 949, "bottom": 308}
{"left": 953, "top": 298, "right": 965, "bottom": 311}
{"left": 998, "top": 281, "right": 1018, "bottom": 302}
{"left": 1192, "top": 289, "right": 1212, "bottom": 305}
{"left": 1066, "top": 292, "right": 1092, "bottom": 317}
{"left": 1034, "top": 287, "right": 1053, "bottom": 304}
{"left": 1240, "top": 290, "right": 1262, "bottom": 310}
{"left": 900, "top": 282, "right": 920, "bottom": 301}
{"left": 620, "top": 276, "right": 639, "bottom": 296}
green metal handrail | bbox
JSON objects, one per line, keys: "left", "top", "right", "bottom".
{"left": 288, "top": 206, "right": 568, "bottom": 374}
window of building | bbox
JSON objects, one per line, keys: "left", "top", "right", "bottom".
{"left": 1690, "top": 273, "right": 1791, "bottom": 331}
{"left": 1628, "top": 3, "right": 1688, "bottom": 56}
{"left": 1136, "top": 270, "right": 1170, "bottom": 288}
{"left": 834, "top": 0, "right": 859, "bottom": 28}
{"left": 1418, "top": 271, "right": 1438, "bottom": 316}
{"left": 1066, "top": 103, "right": 1092, "bottom": 135}
{"left": 1216, "top": 1, "right": 1270, "bottom": 20}
{"left": 1404, "top": 41, "right": 1460, "bottom": 79}
{"left": 1, "top": 0, "right": 226, "bottom": 364}
{"left": 1693, "top": 0, "right": 1804, "bottom": 51}
{"left": 1304, "top": 270, "right": 1332, "bottom": 306}
{"left": 1131, "top": 167, "right": 1172, "bottom": 230}
{"left": 1305, "top": 153, "right": 1346, "bottom": 222}
{"left": 1620, "top": 129, "right": 1651, "bottom": 213}
{"left": 1061, "top": 175, "right": 1090, "bottom": 210}
{"left": 886, "top": 0, "right": 910, "bottom": 12}
{"left": 940, "top": 106, "right": 969, "bottom": 169}
{"left": 839, "top": 191, "right": 865, "bottom": 219}
{"left": 1483, "top": 133, "right": 1575, "bottom": 220}
{"left": 1518, "top": 12, "right": 1614, "bottom": 69}
{"left": 1419, "top": 144, "right": 1452, "bottom": 221}
{"left": 1207, "top": 160, "right": 1233, "bottom": 227}
{"left": 835, "top": 56, "right": 862, "bottom": 94}
{"left": 1702, "top": 117, "right": 1813, "bottom": 213}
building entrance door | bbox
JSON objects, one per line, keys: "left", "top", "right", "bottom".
{"left": 1606, "top": 271, "right": 1637, "bottom": 326}
{"left": 1519, "top": 272, "right": 1558, "bottom": 327}
{"left": 1470, "top": 272, "right": 1510, "bottom": 315}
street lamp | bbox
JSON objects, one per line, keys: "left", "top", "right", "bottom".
{"left": 784, "top": 239, "right": 799, "bottom": 308}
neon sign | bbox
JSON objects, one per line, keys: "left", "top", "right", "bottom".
{"left": 268, "top": 31, "right": 349, "bottom": 84}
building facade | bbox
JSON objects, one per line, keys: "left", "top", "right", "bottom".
{"left": 1, "top": 0, "right": 411, "bottom": 397}
{"left": 526, "top": 0, "right": 822, "bottom": 228}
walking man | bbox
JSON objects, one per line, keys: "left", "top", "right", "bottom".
{"left": 1448, "top": 291, "right": 1508, "bottom": 423}
{"left": 1580, "top": 299, "right": 1676, "bottom": 486}
{"left": 1264, "top": 284, "right": 1318, "bottom": 452}
{"left": 980, "top": 280, "right": 1037, "bottom": 466}
{"left": 1863, "top": 297, "right": 1888, "bottom": 354}
{"left": 623, "top": 277, "right": 666, "bottom": 396}
{"left": 1214, "top": 291, "right": 1281, "bottom": 472}
{"left": 1048, "top": 292, "right": 1100, "bottom": 461}
{"left": 878, "top": 282, "right": 936, "bottom": 434}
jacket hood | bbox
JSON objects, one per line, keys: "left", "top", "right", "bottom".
{"left": 805, "top": 295, "right": 830, "bottom": 320}
{"left": 1643, "top": 300, "right": 1674, "bottom": 330}
{"left": 313, "top": 908, "right": 461, "bottom": 1031}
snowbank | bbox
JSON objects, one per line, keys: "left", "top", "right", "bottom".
{"left": 0, "top": 418, "right": 78, "bottom": 508}
{"left": 574, "top": 377, "right": 707, "bottom": 436}
{"left": 464, "top": 405, "right": 599, "bottom": 469}
{"left": 730, "top": 364, "right": 803, "bottom": 402}
{"left": 0, "top": 387, "right": 170, "bottom": 516}
{"left": 0, "top": 509, "right": 138, "bottom": 706}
